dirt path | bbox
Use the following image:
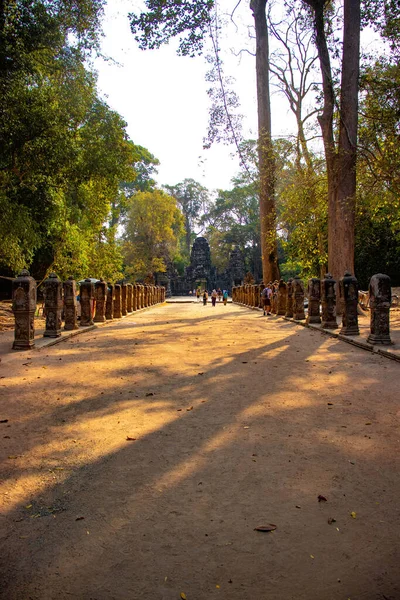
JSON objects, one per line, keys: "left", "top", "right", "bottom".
{"left": 1, "top": 302, "right": 399, "bottom": 600}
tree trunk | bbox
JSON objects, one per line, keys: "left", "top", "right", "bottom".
{"left": 305, "top": 0, "right": 360, "bottom": 309}
{"left": 250, "top": 0, "right": 280, "bottom": 284}
{"left": 333, "top": 0, "right": 360, "bottom": 280}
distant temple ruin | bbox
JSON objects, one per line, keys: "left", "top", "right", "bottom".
{"left": 170, "top": 237, "right": 245, "bottom": 295}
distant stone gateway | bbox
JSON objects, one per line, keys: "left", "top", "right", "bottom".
{"left": 170, "top": 237, "right": 245, "bottom": 295}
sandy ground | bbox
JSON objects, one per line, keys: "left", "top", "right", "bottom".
{"left": 0, "top": 302, "right": 400, "bottom": 600}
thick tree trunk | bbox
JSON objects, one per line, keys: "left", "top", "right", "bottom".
{"left": 250, "top": 0, "right": 280, "bottom": 284}
{"left": 305, "top": 0, "right": 360, "bottom": 309}
{"left": 334, "top": 0, "right": 360, "bottom": 279}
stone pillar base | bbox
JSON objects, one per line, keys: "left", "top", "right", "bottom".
{"left": 367, "top": 333, "right": 393, "bottom": 345}
{"left": 321, "top": 320, "right": 338, "bottom": 329}
{"left": 341, "top": 324, "right": 360, "bottom": 336}
{"left": 44, "top": 331, "right": 61, "bottom": 338}
{"left": 307, "top": 315, "right": 321, "bottom": 324}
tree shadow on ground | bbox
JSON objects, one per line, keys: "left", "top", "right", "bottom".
{"left": 0, "top": 304, "right": 399, "bottom": 600}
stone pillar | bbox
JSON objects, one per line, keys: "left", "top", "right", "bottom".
{"left": 80, "top": 279, "right": 95, "bottom": 326}
{"left": 114, "top": 283, "right": 122, "bottom": 319}
{"left": 272, "top": 283, "right": 278, "bottom": 315}
{"left": 121, "top": 281, "right": 127, "bottom": 316}
{"left": 132, "top": 284, "right": 137, "bottom": 311}
{"left": 105, "top": 283, "right": 114, "bottom": 320}
{"left": 339, "top": 271, "right": 359, "bottom": 336}
{"left": 293, "top": 276, "right": 306, "bottom": 320}
{"left": 150, "top": 285, "right": 154, "bottom": 305}
{"left": 285, "top": 278, "right": 293, "bottom": 318}
{"left": 367, "top": 273, "right": 392, "bottom": 345}
{"left": 321, "top": 273, "right": 338, "bottom": 329}
{"left": 258, "top": 284, "right": 263, "bottom": 309}
{"left": 43, "top": 273, "right": 63, "bottom": 337}
{"left": 12, "top": 269, "right": 37, "bottom": 350}
{"left": 277, "top": 279, "right": 287, "bottom": 315}
{"left": 94, "top": 279, "right": 107, "bottom": 323}
{"left": 161, "top": 286, "right": 166, "bottom": 302}
{"left": 127, "top": 283, "right": 133, "bottom": 312}
{"left": 306, "top": 278, "right": 321, "bottom": 324}
{"left": 63, "top": 277, "right": 78, "bottom": 331}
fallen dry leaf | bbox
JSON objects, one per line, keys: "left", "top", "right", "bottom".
{"left": 180, "top": 593, "right": 187, "bottom": 600}
{"left": 186, "top": 406, "right": 193, "bottom": 411}
{"left": 0, "top": 419, "right": 9, "bottom": 423}
{"left": 350, "top": 511, "right": 356, "bottom": 518}
{"left": 75, "top": 516, "right": 85, "bottom": 521}
{"left": 328, "top": 517, "right": 336, "bottom": 524}
{"left": 318, "top": 495, "right": 327, "bottom": 502}
{"left": 126, "top": 436, "right": 136, "bottom": 441}
{"left": 254, "top": 524, "right": 277, "bottom": 532}
{"left": 145, "top": 392, "right": 154, "bottom": 397}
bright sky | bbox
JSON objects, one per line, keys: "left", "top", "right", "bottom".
{"left": 94, "top": 0, "right": 297, "bottom": 192}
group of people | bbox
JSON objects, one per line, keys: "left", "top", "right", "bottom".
{"left": 195, "top": 287, "right": 229, "bottom": 306}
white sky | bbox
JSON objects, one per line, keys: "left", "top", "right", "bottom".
{"left": 94, "top": 0, "right": 297, "bottom": 192}
{"left": 94, "top": 1, "right": 381, "bottom": 193}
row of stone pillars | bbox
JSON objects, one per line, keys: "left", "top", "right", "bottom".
{"left": 232, "top": 272, "right": 393, "bottom": 345}
{"left": 11, "top": 270, "right": 166, "bottom": 350}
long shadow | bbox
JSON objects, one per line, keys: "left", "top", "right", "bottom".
{"left": 1, "top": 304, "right": 399, "bottom": 599}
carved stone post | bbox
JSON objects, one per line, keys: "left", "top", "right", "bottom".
{"left": 133, "top": 283, "right": 137, "bottom": 308}
{"left": 80, "top": 279, "right": 95, "bottom": 326}
{"left": 43, "top": 273, "right": 63, "bottom": 337}
{"left": 293, "top": 276, "right": 305, "bottom": 320}
{"left": 321, "top": 273, "right": 338, "bottom": 329}
{"left": 121, "top": 281, "right": 127, "bottom": 316}
{"left": 12, "top": 269, "right": 37, "bottom": 350}
{"left": 277, "top": 279, "right": 287, "bottom": 315}
{"left": 306, "top": 278, "right": 321, "bottom": 324}
{"left": 94, "top": 279, "right": 107, "bottom": 323}
{"left": 64, "top": 278, "right": 78, "bottom": 330}
{"left": 272, "top": 282, "right": 279, "bottom": 315}
{"left": 339, "top": 271, "right": 359, "bottom": 336}
{"left": 161, "top": 286, "right": 166, "bottom": 302}
{"left": 285, "top": 278, "right": 293, "bottom": 318}
{"left": 367, "top": 273, "right": 392, "bottom": 345}
{"left": 127, "top": 283, "right": 133, "bottom": 312}
{"left": 114, "top": 283, "right": 122, "bottom": 319}
{"left": 105, "top": 283, "right": 114, "bottom": 320}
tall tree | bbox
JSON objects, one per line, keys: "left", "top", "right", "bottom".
{"left": 129, "top": 0, "right": 280, "bottom": 283}
{"left": 164, "top": 178, "right": 209, "bottom": 257}
{"left": 302, "top": 0, "right": 361, "bottom": 289}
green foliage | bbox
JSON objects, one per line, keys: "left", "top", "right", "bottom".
{"left": 0, "top": 0, "right": 155, "bottom": 282}
{"left": 129, "top": 0, "right": 214, "bottom": 56}
{"left": 123, "top": 190, "right": 184, "bottom": 280}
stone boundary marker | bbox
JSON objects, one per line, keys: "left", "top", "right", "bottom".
{"left": 233, "top": 273, "right": 399, "bottom": 364}
{"left": 10, "top": 270, "right": 166, "bottom": 352}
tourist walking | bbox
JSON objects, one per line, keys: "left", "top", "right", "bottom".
{"left": 217, "top": 288, "right": 222, "bottom": 302}
{"left": 202, "top": 290, "right": 208, "bottom": 305}
{"left": 211, "top": 289, "right": 218, "bottom": 307}
{"left": 261, "top": 284, "right": 272, "bottom": 316}
{"left": 196, "top": 289, "right": 201, "bottom": 302}
{"left": 223, "top": 290, "right": 228, "bottom": 305}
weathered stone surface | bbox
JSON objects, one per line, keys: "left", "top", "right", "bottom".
{"left": 64, "top": 278, "right": 78, "bottom": 330}
{"left": 44, "top": 273, "right": 63, "bottom": 337}
{"left": 80, "top": 279, "right": 95, "bottom": 326}
{"left": 321, "top": 273, "right": 338, "bottom": 329}
{"left": 339, "top": 271, "right": 359, "bottom": 336}
{"left": 121, "top": 282, "right": 127, "bottom": 316}
{"left": 306, "top": 278, "right": 321, "bottom": 324}
{"left": 292, "top": 276, "right": 305, "bottom": 320}
{"left": 285, "top": 278, "right": 294, "bottom": 318}
{"left": 114, "top": 284, "right": 122, "bottom": 319}
{"left": 132, "top": 284, "right": 137, "bottom": 311}
{"left": 127, "top": 283, "right": 133, "bottom": 312}
{"left": 105, "top": 283, "right": 114, "bottom": 320}
{"left": 12, "top": 269, "right": 36, "bottom": 350}
{"left": 277, "top": 279, "right": 287, "bottom": 315}
{"left": 94, "top": 280, "right": 107, "bottom": 323}
{"left": 367, "top": 273, "right": 392, "bottom": 345}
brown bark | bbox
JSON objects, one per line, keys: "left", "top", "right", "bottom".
{"left": 250, "top": 0, "right": 280, "bottom": 284}
{"left": 305, "top": 0, "right": 360, "bottom": 308}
